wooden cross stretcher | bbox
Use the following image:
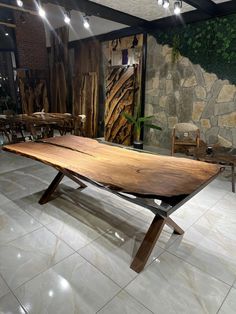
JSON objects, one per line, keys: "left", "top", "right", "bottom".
{"left": 3, "top": 136, "right": 222, "bottom": 273}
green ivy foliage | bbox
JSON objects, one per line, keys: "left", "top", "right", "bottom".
{"left": 155, "top": 14, "right": 236, "bottom": 83}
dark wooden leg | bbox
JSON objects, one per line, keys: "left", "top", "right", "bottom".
{"left": 39, "top": 171, "right": 65, "bottom": 205}
{"left": 130, "top": 215, "right": 165, "bottom": 273}
{"left": 165, "top": 217, "right": 184, "bottom": 235}
{"left": 232, "top": 164, "right": 235, "bottom": 193}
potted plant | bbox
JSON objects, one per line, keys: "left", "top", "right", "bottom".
{"left": 123, "top": 110, "right": 162, "bottom": 149}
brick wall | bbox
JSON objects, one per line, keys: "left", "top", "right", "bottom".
{"left": 14, "top": 5, "right": 48, "bottom": 70}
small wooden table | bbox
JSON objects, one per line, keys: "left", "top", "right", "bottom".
{"left": 195, "top": 147, "right": 236, "bottom": 193}
{"left": 3, "top": 136, "right": 222, "bottom": 273}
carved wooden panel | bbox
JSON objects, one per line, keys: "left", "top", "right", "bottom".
{"left": 104, "top": 66, "right": 136, "bottom": 145}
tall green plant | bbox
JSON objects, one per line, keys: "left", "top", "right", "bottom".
{"left": 123, "top": 110, "right": 162, "bottom": 142}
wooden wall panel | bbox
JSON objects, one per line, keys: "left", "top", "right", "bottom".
{"left": 73, "top": 40, "right": 100, "bottom": 138}
{"left": 104, "top": 66, "right": 136, "bottom": 145}
{"left": 17, "top": 69, "right": 49, "bottom": 114}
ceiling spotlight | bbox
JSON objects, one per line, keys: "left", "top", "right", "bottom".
{"left": 157, "top": 0, "right": 163, "bottom": 5}
{"left": 5, "top": 32, "right": 9, "bottom": 36}
{"left": 16, "top": 0, "right": 23, "bottom": 7}
{"left": 163, "top": 0, "right": 169, "bottom": 9}
{"left": 38, "top": 6, "right": 46, "bottom": 18}
{"left": 64, "top": 11, "right": 71, "bottom": 24}
{"left": 83, "top": 16, "right": 90, "bottom": 29}
{"left": 174, "top": 0, "right": 182, "bottom": 15}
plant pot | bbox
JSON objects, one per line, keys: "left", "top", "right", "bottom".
{"left": 133, "top": 141, "right": 143, "bottom": 150}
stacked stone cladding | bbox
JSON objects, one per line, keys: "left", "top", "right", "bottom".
{"left": 145, "top": 35, "right": 236, "bottom": 148}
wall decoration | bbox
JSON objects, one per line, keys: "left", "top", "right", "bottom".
{"left": 102, "top": 34, "right": 144, "bottom": 144}
{"left": 104, "top": 66, "right": 136, "bottom": 145}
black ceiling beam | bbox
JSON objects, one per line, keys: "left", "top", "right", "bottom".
{"left": 68, "top": 26, "right": 145, "bottom": 48}
{"left": 42, "top": 0, "right": 147, "bottom": 27}
{"left": 183, "top": 0, "right": 219, "bottom": 16}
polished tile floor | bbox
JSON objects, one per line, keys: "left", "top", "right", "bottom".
{"left": 0, "top": 150, "right": 236, "bottom": 313}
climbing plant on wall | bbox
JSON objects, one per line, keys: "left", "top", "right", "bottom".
{"left": 155, "top": 14, "right": 236, "bottom": 83}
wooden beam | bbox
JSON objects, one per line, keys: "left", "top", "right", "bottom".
{"left": 42, "top": 0, "right": 147, "bottom": 27}
{"left": 0, "top": 20, "right": 16, "bottom": 28}
{"left": 183, "top": 0, "right": 218, "bottom": 16}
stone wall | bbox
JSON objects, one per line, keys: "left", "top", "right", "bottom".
{"left": 144, "top": 35, "right": 236, "bottom": 149}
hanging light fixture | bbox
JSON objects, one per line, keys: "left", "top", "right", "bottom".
{"left": 16, "top": 0, "right": 23, "bottom": 7}
{"left": 163, "top": 0, "right": 170, "bottom": 9}
{"left": 83, "top": 16, "right": 90, "bottom": 29}
{"left": 64, "top": 11, "right": 71, "bottom": 24}
{"left": 174, "top": 0, "right": 182, "bottom": 15}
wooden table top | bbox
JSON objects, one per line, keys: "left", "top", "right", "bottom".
{"left": 3, "top": 135, "right": 221, "bottom": 198}
{"left": 0, "top": 113, "right": 75, "bottom": 124}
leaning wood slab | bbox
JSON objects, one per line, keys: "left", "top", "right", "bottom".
{"left": 3, "top": 135, "right": 222, "bottom": 273}
{"left": 3, "top": 135, "right": 220, "bottom": 198}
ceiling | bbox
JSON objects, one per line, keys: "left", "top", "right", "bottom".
{"left": 43, "top": 3, "right": 127, "bottom": 46}
{"left": 90, "top": 0, "right": 232, "bottom": 21}
{"left": 43, "top": 0, "right": 234, "bottom": 44}
{"left": 90, "top": 0, "right": 195, "bottom": 21}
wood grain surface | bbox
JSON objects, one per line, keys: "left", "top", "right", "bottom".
{"left": 3, "top": 135, "right": 221, "bottom": 198}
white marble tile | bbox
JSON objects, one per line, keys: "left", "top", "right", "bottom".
{"left": 98, "top": 290, "right": 153, "bottom": 314}
{"left": 79, "top": 226, "right": 164, "bottom": 287}
{"left": 187, "top": 183, "right": 228, "bottom": 210}
{"left": 219, "top": 287, "right": 236, "bottom": 314}
{"left": 0, "top": 227, "right": 74, "bottom": 290}
{"left": 0, "top": 202, "right": 42, "bottom": 245}
{"left": 170, "top": 200, "right": 209, "bottom": 230}
{"left": 137, "top": 199, "right": 208, "bottom": 231}
{"left": 0, "top": 151, "right": 37, "bottom": 174}
{"left": 15, "top": 253, "right": 120, "bottom": 314}
{"left": 0, "top": 163, "right": 58, "bottom": 203}
{"left": 0, "top": 292, "right": 26, "bottom": 313}
{"left": 0, "top": 275, "right": 9, "bottom": 298}
{"left": 0, "top": 194, "right": 11, "bottom": 205}
{"left": 59, "top": 183, "right": 142, "bottom": 222}
{"left": 0, "top": 176, "right": 45, "bottom": 202}
{"left": 208, "top": 177, "right": 232, "bottom": 193}
{"left": 219, "top": 191, "right": 236, "bottom": 212}
{"left": 126, "top": 252, "right": 230, "bottom": 314}
{"left": 46, "top": 208, "right": 112, "bottom": 250}
{"left": 168, "top": 201, "right": 236, "bottom": 285}
{"left": 16, "top": 193, "right": 88, "bottom": 226}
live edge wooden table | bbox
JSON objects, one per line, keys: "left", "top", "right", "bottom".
{"left": 3, "top": 136, "right": 222, "bottom": 273}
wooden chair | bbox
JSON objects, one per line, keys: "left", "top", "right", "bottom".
{"left": 171, "top": 123, "right": 200, "bottom": 156}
